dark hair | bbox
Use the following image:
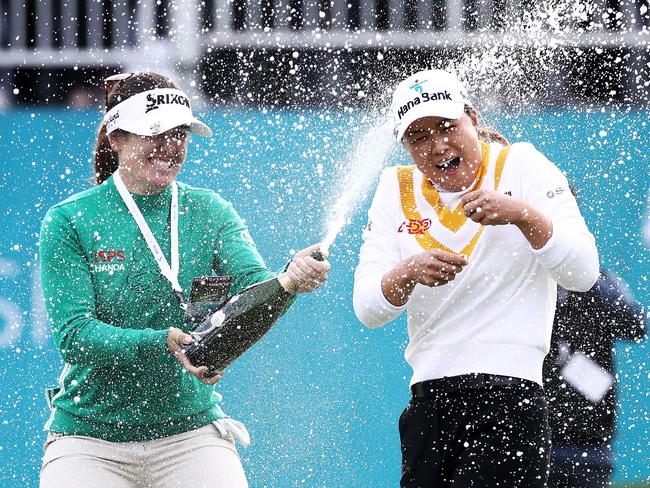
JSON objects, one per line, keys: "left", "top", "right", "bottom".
{"left": 465, "top": 106, "right": 510, "bottom": 146}
{"left": 94, "top": 72, "right": 179, "bottom": 185}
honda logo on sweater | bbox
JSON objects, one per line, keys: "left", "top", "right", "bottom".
{"left": 92, "top": 249, "right": 126, "bottom": 273}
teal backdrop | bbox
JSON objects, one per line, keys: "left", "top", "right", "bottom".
{"left": 0, "top": 107, "right": 648, "bottom": 486}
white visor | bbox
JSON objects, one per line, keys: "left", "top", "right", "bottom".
{"left": 391, "top": 69, "right": 472, "bottom": 141}
{"left": 103, "top": 88, "right": 212, "bottom": 137}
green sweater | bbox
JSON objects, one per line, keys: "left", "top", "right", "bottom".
{"left": 40, "top": 175, "right": 278, "bottom": 442}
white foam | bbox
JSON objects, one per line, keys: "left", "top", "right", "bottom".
{"left": 320, "top": 116, "right": 397, "bottom": 253}
{"left": 318, "top": 0, "right": 607, "bottom": 253}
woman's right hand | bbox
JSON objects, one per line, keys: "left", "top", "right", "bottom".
{"left": 283, "top": 244, "right": 331, "bottom": 293}
{"left": 381, "top": 250, "right": 469, "bottom": 306}
{"left": 166, "top": 327, "right": 222, "bottom": 385}
{"left": 403, "top": 249, "right": 469, "bottom": 287}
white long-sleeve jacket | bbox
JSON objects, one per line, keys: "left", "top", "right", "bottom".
{"left": 353, "top": 142, "right": 599, "bottom": 386}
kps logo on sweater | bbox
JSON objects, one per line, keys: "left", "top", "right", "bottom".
{"left": 92, "top": 249, "right": 126, "bottom": 273}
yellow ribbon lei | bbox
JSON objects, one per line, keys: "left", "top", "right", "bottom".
{"left": 397, "top": 142, "right": 511, "bottom": 255}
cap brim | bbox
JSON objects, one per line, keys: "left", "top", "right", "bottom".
{"left": 395, "top": 101, "right": 465, "bottom": 141}
{"left": 121, "top": 114, "right": 213, "bottom": 138}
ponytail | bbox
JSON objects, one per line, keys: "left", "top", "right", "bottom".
{"left": 477, "top": 127, "right": 510, "bottom": 146}
{"left": 466, "top": 106, "right": 510, "bottom": 146}
{"left": 93, "top": 122, "right": 119, "bottom": 185}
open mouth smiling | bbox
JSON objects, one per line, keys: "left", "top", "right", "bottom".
{"left": 149, "top": 157, "right": 176, "bottom": 169}
{"left": 435, "top": 156, "right": 461, "bottom": 173}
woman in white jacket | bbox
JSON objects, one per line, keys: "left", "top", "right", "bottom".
{"left": 353, "top": 69, "right": 599, "bottom": 487}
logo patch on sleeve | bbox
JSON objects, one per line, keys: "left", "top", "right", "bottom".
{"left": 546, "top": 186, "right": 566, "bottom": 199}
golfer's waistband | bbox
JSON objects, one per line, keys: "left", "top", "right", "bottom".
{"left": 410, "top": 373, "right": 539, "bottom": 398}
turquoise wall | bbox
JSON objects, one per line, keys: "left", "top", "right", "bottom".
{"left": 0, "top": 107, "right": 647, "bottom": 486}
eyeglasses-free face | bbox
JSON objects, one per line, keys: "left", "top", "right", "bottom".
{"left": 402, "top": 113, "right": 483, "bottom": 193}
{"left": 109, "top": 126, "right": 190, "bottom": 195}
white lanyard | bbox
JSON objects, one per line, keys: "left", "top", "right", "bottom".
{"left": 113, "top": 169, "right": 186, "bottom": 309}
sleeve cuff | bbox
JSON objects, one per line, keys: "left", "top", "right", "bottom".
{"left": 354, "top": 273, "right": 408, "bottom": 329}
{"left": 529, "top": 221, "right": 570, "bottom": 269}
{"left": 373, "top": 275, "right": 409, "bottom": 313}
{"left": 136, "top": 328, "right": 170, "bottom": 359}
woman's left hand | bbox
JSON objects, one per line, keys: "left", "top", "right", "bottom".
{"left": 461, "top": 189, "right": 530, "bottom": 226}
{"left": 167, "top": 327, "right": 222, "bottom": 385}
{"left": 285, "top": 244, "right": 331, "bottom": 293}
{"left": 461, "top": 189, "right": 553, "bottom": 249}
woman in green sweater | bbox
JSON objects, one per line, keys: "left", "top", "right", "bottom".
{"left": 39, "top": 72, "right": 330, "bottom": 487}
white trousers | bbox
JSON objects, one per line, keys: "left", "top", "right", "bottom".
{"left": 39, "top": 422, "right": 248, "bottom": 488}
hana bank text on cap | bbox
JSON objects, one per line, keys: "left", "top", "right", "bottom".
{"left": 103, "top": 87, "right": 212, "bottom": 138}
{"left": 391, "top": 69, "right": 472, "bottom": 141}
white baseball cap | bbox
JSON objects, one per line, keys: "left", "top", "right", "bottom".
{"left": 103, "top": 88, "right": 212, "bottom": 137}
{"left": 391, "top": 69, "right": 472, "bottom": 141}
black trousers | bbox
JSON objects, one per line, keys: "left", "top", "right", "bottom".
{"left": 399, "top": 374, "right": 551, "bottom": 488}
{"left": 548, "top": 444, "right": 613, "bottom": 488}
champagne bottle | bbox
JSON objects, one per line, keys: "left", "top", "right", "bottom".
{"left": 183, "top": 250, "right": 324, "bottom": 376}
{"left": 183, "top": 275, "right": 232, "bottom": 325}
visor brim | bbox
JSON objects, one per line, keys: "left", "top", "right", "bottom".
{"left": 394, "top": 101, "right": 465, "bottom": 141}
{"left": 120, "top": 115, "right": 213, "bottom": 138}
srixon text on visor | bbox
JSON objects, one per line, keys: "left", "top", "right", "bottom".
{"left": 145, "top": 93, "right": 190, "bottom": 113}
{"left": 397, "top": 91, "right": 453, "bottom": 119}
